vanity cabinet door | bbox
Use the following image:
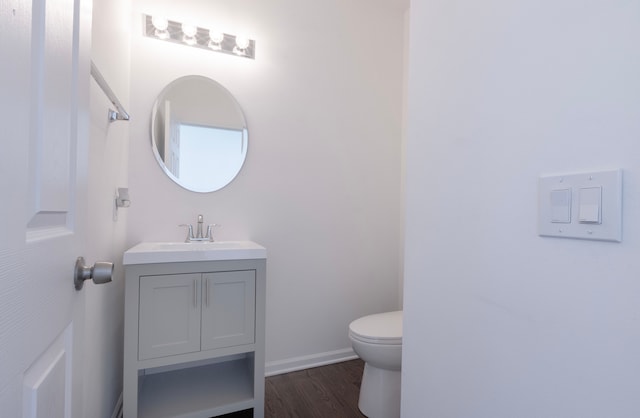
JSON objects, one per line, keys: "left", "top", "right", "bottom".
{"left": 201, "top": 270, "right": 256, "bottom": 351}
{"left": 139, "top": 273, "right": 202, "bottom": 360}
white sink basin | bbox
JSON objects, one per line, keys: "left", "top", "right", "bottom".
{"left": 123, "top": 241, "right": 266, "bottom": 265}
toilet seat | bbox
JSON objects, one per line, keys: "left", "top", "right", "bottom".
{"left": 349, "top": 310, "right": 402, "bottom": 345}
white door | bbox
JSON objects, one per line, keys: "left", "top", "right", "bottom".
{"left": 0, "top": 0, "right": 92, "bottom": 417}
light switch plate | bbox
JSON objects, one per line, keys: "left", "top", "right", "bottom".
{"left": 538, "top": 169, "right": 622, "bottom": 242}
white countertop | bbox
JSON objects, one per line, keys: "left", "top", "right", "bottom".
{"left": 123, "top": 241, "right": 267, "bottom": 265}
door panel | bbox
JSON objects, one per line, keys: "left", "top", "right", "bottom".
{"left": 27, "top": 0, "right": 75, "bottom": 237}
{"left": 139, "top": 274, "right": 202, "bottom": 360}
{"left": 201, "top": 270, "right": 256, "bottom": 351}
{"left": 22, "top": 325, "right": 72, "bottom": 418}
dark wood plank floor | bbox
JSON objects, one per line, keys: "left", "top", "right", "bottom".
{"left": 220, "top": 359, "right": 366, "bottom": 418}
{"left": 265, "top": 359, "right": 365, "bottom": 418}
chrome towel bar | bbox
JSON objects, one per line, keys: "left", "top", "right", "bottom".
{"left": 90, "top": 60, "right": 130, "bottom": 122}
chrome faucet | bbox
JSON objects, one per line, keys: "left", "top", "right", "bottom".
{"left": 179, "top": 214, "right": 218, "bottom": 242}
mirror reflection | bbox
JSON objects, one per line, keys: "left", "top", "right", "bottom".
{"left": 151, "top": 75, "right": 248, "bottom": 193}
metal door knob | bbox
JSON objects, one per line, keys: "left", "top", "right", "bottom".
{"left": 74, "top": 257, "right": 114, "bottom": 290}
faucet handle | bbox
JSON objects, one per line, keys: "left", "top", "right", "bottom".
{"left": 178, "top": 224, "right": 194, "bottom": 242}
{"left": 205, "top": 224, "right": 220, "bottom": 241}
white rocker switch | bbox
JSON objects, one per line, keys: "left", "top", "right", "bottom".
{"left": 550, "top": 189, "right": 571, "bottom": 223}
{"left": 579, "top": 186, "right": 602, "bottom": 224}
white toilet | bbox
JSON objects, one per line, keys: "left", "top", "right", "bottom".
{"left": 348, "top": 310, "right": 402, "bottom": 418}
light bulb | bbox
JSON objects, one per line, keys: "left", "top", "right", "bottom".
{"left": 208, "top": 30, "right": 224, "bottom": 50}
{"left": 151, "top": 16, "right": 169, "bottom": 39}
{"left": 235, "top": 36, "right": 250, "bottom": 50}
{"left": 182, "top": 23, "right": 197, "bottom": 37}
{"left": 209, "top": 30, "right": 224, "bottom": 44}
{"left": 233, "top": 36, "right": 250, "bottom": 56}
{"left": 182, "top": 23, "right": 198, "bottom": 45}
{"left": 151, "top": 16, "right": 168, "bottom": 31}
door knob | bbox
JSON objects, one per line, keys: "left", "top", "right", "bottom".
{"left": 74, "top": 257, "right": 114, "bottom": 290}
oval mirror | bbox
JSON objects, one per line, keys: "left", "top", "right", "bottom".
{"left": 151, "top": 75, "right": 248, "bottom": 193}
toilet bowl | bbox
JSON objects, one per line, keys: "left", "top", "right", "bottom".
{"left": 348, "top": 310, "right": 402, "bottom": 418}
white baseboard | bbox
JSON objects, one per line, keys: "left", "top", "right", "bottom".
{"left": 265, "top": 347, "right": 358, "bottom": 377}
{"left": 110, "top": 392, "right": 123, "bottom": 418}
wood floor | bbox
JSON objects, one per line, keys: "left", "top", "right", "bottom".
{"left": 220, "top": 359, "right": 366, "bottom": 418}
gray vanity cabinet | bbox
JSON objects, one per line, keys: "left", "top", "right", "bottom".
{"left": 123, "top": 257, "right": 265, "bottom": 418}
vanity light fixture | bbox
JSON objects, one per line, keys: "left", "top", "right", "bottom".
{"left": 143, "top": 14, "right": 256, "bottom": 59}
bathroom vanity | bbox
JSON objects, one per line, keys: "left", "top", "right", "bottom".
{"left": 123, "top": 241, "right": 266, "bottom": 418}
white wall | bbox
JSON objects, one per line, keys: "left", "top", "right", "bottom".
{"left": 127, "top": 0, "right": 406, "bottom": 371}
{"left": 403, "top": 0, "right": 640, "bottom": 416}
{"left": 84, "top": 0, "right": 131, "bottom": 416}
